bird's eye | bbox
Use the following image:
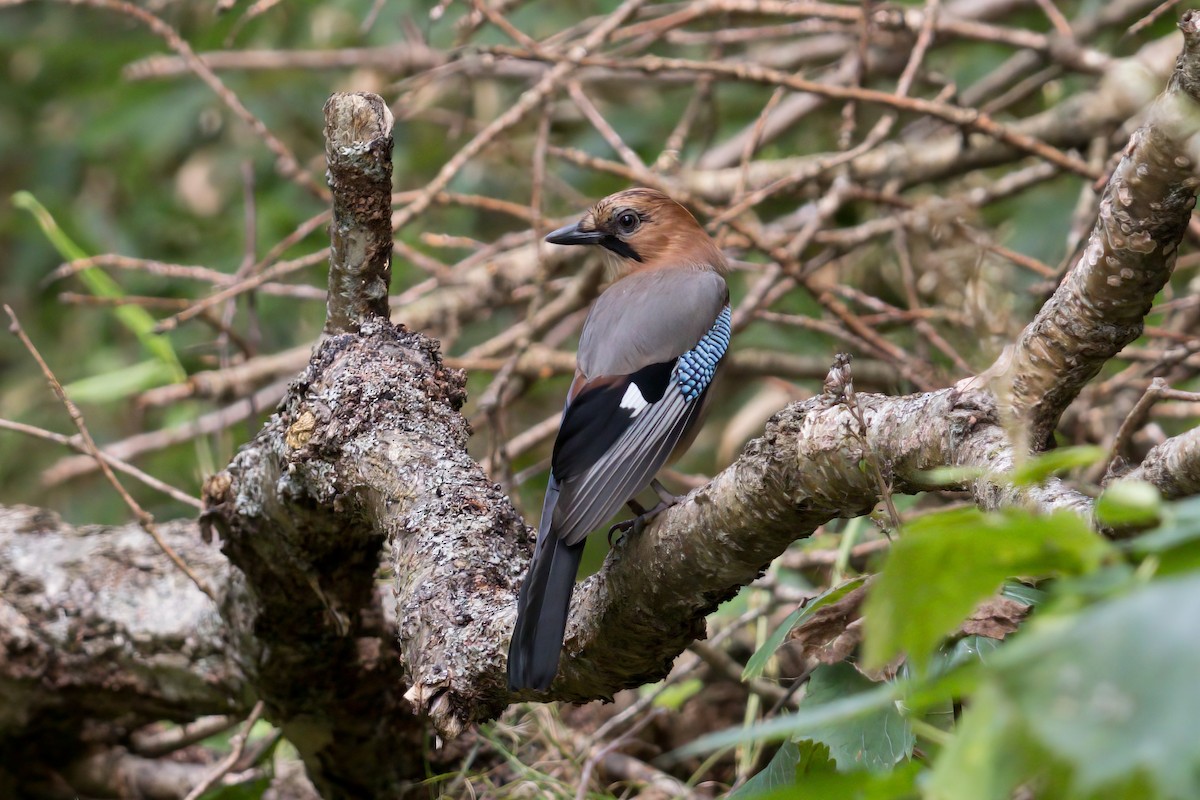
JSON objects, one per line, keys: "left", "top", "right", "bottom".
{"left": 615, "top": 210, "right": 640, "bottom": 235}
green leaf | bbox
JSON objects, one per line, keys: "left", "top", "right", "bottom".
{"left": 1095, "top": 480, "right": 1162, "bottom": 528}
{"left": 13, "top": 191, "right": 185, "bottom": 384}
{"left": 1128, "top": 495, "right": 1200, "bottom": 575}
{"left": 902, "top": 661, "right": 985, "bottom": 714}
{"left": 1000, "top": 580, "right": 1047, "bottom": 606}
{"left": 653, "top": 678, "right": 703, "bottom": 711}
{"left": 729, "top": 740, "right": 823, "bottom": 799}
{"left": 918, "top": 465, "right": 986, "bottom": 487}
{"left": 933, "top": 573, "right": 1200, "bottom": 800}
{"left": 755, "top": 759, "right": 922, "bottom": 800}
{"left": 63, "top": 358, "right": 177, "bottom": 403}
{"left": 198, "top": 777, "right": 271, "bottom": 800}
{"left": 1009, "top": 446, "right": 1106, "bottom": 486}
{"left": 736, "top": 738, "right": 920, "bottom": 800}
{"left": 743, "top": 576, "right": 869, "bottom": 680}
{"left": 794, "top": 738, "right": 839, "bottom": 778}
{"left": 673, "top": 682, "right": 899, "bottom": 758}
{"left": 926, "top": 682, "right": 1034, "bottom": 800}
{"left": 942, "top": 635, "right": 1002, "bottom": 671}
{"left": 863, "top": 507, "right": 1112, "bottom": 673}
{"left": 988, "top": 573, "right": 1200, "bottom": 798}
{"left": 803, "top": 663, "right": 914, "bottom": 771}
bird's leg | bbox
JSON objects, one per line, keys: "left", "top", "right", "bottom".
{"left": 609, "top": 499, "right": 649, "bottom": 544}
{"left": 607, "top": 481, "right": 685, "bottom": 545}
{"left": 650, "top": 478, "right": 685, "bottom": 506}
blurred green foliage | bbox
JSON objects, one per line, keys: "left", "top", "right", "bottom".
{"left": 689, "top": 489, "right": 1200, "bottom": 800}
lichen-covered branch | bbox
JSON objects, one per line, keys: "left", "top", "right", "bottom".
{"left": 0, "top": 506, "right": 246, "bottom": 791}
{"left": 547, "top": 385, "right": 1096, "bottom": 702}
{"left": 13, "top": 11, "right": 1200, "bottom": 800}
{"left": 198, "top": 332, "right": 1098, "bottom": 741}
{"left": 994, "top": 14, "right": 1200, "bottom": 444}
{"left": 323, "top": 92, "right": 394, "bottom": 333}
{"left": 1123, "top": 426, "right": 1200, "bottom": 499}
{"left": 198, "top": 326, "right": 437, "bottom": 797}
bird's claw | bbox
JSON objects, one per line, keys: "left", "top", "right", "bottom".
{"left": 606, "top": 495, "right": 678, "bottom": 546}
{"left": 607, "top": 517, "right": 638, "bottom": 546}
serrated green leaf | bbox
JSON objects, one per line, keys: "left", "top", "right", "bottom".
{"left": 863, "top": 507, "right": 1112, "bottom": 674}
{"left": 933, "top": 573, "right": 1200, "bottom": 800}
{"left": 743, "top": 576, "right": 869, "bottom": 680}
{"left": 1009, "top": 446, "right": 1106, "bottom": 486}
{"left": 989, "top": 574, "right": 1200, "bottom": 798}
{"left": 803, "top": 663, "right": 914, "bottom": 771}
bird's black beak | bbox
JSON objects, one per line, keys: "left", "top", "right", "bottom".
{"left": 545, "top": 221, "right": 605, "bottom": 246}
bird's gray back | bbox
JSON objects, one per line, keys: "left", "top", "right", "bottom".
{"left": 577, "top": 268, "right": 728, "bottom": 378}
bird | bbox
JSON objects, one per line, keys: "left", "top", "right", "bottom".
{"left": 507, "top": 187, "right": 731, "bottom": 691}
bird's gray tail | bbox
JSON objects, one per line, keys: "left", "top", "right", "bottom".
{"left": 507, "top": 476, "right": 585, "bottom": 691}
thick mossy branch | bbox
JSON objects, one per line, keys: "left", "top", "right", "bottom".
{"left": 997, "top": 14, "right": 1200, "bottom": 445}
{"left": 202, "top": 322, "right": 459, "bottom": 796}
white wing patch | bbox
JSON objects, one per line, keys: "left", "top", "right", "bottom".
{"left": 619, "top": 383, "right": 649, "bottom": 417}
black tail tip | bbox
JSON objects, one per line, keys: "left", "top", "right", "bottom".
{"left": 506, "top": 656, "right": 558, "bottom": 692}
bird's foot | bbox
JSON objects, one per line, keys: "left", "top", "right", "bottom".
{"left": 606, "top": 496, "right": 678, "bottom": 545}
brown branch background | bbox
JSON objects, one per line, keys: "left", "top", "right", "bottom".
{"left": 5, "top": 0, "right": 1200, "bottom": 798}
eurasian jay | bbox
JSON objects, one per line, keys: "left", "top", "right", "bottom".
{"left": 507, "top": 187, "right": 731, "bottom": 691}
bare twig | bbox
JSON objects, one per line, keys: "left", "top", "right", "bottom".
{"left": 0, "top": 418, "right": 202, "bottom": 509}
{"left": 54, "top": 0, "right": 326, "bottom": 198}
{"left": 131, "top": 716, "right": 238, "bottom": 757}
{"left": 4, "top": 305, "right": 216, "bottom": 601}
{"left": 182, "top": 701, "right": 265, "bottom": 800}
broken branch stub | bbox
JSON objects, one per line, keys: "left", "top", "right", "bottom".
{"left": 323, "top": 92, "right": 395, "bottom": 334}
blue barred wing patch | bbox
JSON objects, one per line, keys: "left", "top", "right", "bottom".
{"left": 674, "top": 305, "right": 731, "bottom": 400}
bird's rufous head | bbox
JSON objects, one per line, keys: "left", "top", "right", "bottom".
{"left": 545, "top": 188, "right": 726, "bottom": 273}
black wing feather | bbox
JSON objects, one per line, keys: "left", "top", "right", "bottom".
{"left": 553, "top": 377, "right": 710, "bottom": 546}
{"left": 551, "top": 359, "right": 675, "bottom": 481}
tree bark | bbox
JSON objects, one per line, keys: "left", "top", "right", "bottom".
{"left": 8, "top": 11, "right": 1200, "bottom": 800}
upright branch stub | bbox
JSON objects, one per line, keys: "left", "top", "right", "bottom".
{"left": 995, "top": 13, "right": 1200, "bottom": 446}
{"left": 323, "top": 92, "right": 394, "bottom": 333}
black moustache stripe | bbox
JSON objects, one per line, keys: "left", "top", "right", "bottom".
{"left": 601, "top": 235, "right": 643, "bottom": 262}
